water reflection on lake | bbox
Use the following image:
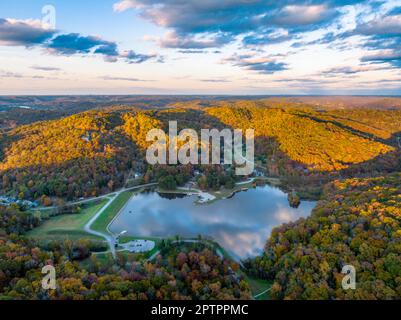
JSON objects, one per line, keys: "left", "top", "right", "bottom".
{"left": 109, "top": 186, "right": 316, "bottom": 260}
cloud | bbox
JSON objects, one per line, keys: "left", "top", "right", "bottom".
{"left": 94, "top": 42, "right": 119, "bottom": 57}
{"left": 343, "top": 8, "right": 401, "bottom": 68}
{"left": 148, "top": 31, "right": 232, "bottom": 49}
{"left": 199, "top": 79, "right": 231, "bottom": 83}
{"left": 274, "top": 78, "right": 326, "bottom": 83}
{"left": 270, "top": 4, "right": 337, "bottom": 27}
{"left": 291, "top": 32, "right": 339, "bottom": 48}
{"left": 120, "top": 50, "right": 160, "bottom": 63}
{"left": 46, "top": 34, "right": 160, "bottom": 63}
{"left": 321, "top": 65, "right": 390, "bottom": 76}
{"left": 0, "top": 18, "right": 55, "bottom": 46}
{"left": 269, "top": 77, "right": 341, "bottom": 90}
{"left": 101, "top": 75, "right": 154, "bottom": 82}
{"left": 31, "top": 65, "right": 61, "bottom": 71}
{"left": 46, "top": 33, "right": 118, "bottom": 56}
{"left": 114, "top": 0, "right": 364, "bottom": 49}
{"left": 243, "top": 29, "right": 295, "bottom": 46}
{"left": 247, "top": 61, "right": 288, "bottom": 74}
{"left": 178, "top": 49, "right": 207, "bottom": 54}
{"left": 387, "top": 6, "right": 401, "bottom": 16}
{"left": 353, "top": 14, "right": 401, "bottom": 36}
{"left": 361, "top": 51, "right": 401, "bottom": 67}
{"left": 0, "top": 69, "right": 56, "bottom": 80}
{"left": 113, "top": 0, "right": 138, "bottom": 12}
{"left": 0, "top": 70, "right": 24, "bottom": 78}
{"left": 225, "top": 53, "right": 288, "bottom": 74}
{"left": 0, "top": 17, "right": 160, "bottom": 65}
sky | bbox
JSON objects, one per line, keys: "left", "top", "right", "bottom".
{"left": 1, "top": 0, "right": 401, "bottom": 95}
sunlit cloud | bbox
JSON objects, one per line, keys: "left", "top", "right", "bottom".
{"left": 224, "top": 53, "right": 288, "bottom": 74}
{"left": 30, "top": 65, "right": 61, "bottom": 71}
{"left": 0, "top": 18, "right": 55, "bottom": 46}
{"left": 145, "top": 31, "right": 232, "bottom": 49}
{"left": 1, "top": 1, "right": 401, "bottom": 94}
{"left": 0, "top": 18, "right": 160, "bottom": 65}
{"left": 100, "top": 75, "right": 155, "bottom": 82}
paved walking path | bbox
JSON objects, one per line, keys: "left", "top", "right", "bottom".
{"left": 253, "top": 287, "right": 272, "bottom": 299}
{"left": 83, "top": 194, "right": 118, "bottom": 258}
{"left": 80, "top": 183, "right": 157, "bottom": 259}
{"left": 81, "top": 183, "right": 158, "bottom": 258}
{"left": 34, "top": 183, "right": 158, "bottom": 211}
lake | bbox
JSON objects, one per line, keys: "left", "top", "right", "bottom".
{"left": 109, "top": 186, "right": 316, "bottom": 260}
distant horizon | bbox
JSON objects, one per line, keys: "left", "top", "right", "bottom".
{"left": 2, "top": 94, "right": 401, "bottom": 97}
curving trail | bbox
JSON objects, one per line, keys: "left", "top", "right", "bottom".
{"left": 253, "top": 287, "right": 272, "bottom": 300}
{"left": 81, "top": 183, "right": 158, "bottom": 259}
{"left": 34, "top": 183, "right": 158, "bottom": 211}
{"left": 83, "top": 195, "right": 118, "bottom": 259}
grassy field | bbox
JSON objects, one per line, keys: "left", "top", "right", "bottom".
{"left": 91, "top": 191, "right": 133, "bottom": 234}
{"left": 245, "top": 275, "right": 272, "bottom": 300}
{"left": 27, "top": 200, "right": 107, "bottom": 241}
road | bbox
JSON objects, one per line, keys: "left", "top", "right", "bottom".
{"left": 34, "top": 176, "right": 274, "bottom": 260}
{"left": 27, "top": 182, "right": 159, "bottom": 259}
{"left": 253, "top": 287, "right": 272, "bottom": 300}
{"left": 236, "top": 177, "right": 257, "bottom": 185}
{"left": 67, "top": 182, "right": 158, "bottom": 206}
{"left": 79, "top": 182, "right": 157, "bottom": 259}
{"left": 34, "top": 182, "right": 158, "bottom": 211}
{"left": 83, "top": 195, "right": 118, "bottom": 259}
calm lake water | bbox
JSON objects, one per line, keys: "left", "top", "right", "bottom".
{"left": 109, "top": 186, "right": 316, "bottom": 260}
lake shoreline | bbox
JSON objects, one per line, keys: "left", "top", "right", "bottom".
{"left": 157, "top": 176, "right": 283, "bottom": 205}
{"left": 108, "top": 183, "right": 317, "bottom": 261}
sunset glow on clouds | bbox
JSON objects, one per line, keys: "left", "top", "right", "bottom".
{"left": 1, "top": 0, "right": 401, "bottom": 94}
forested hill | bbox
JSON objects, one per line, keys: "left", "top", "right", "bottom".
{"left": 0, "top": 106, "right": 400, "bottom": 203}
{"left": 245, "top": 173, "right": 401, "bottom": 300}
{"left": 206, "top": 106, "right": 401, "bottom": 172}
{"left": 0, "top": 110, "right": 152, "bottom": 201}
{"left": 0, "top": 102, "right": 400, "bottom": 301}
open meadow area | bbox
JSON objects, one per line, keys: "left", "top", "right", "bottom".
{"left": 27, "top": 201, "right": 108, "bottom": 241}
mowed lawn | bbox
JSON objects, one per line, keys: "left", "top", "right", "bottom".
{"left": 27, "top": 200, "right": 107, "bottom": 241}
{"left": 245, "top": 275, "right": 272, "bottom": 300}
{"left": 91, "top": 191, "right": 133, "bottom": 234}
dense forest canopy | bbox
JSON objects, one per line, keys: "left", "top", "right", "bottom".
{"left": 245, "top": 173, "right": 401, "bottom": 299}
{"left": 0, "top": 99, "right": 400, "bottom": 300}
{"left": 0, "top": 206, "right": 250, "bottom": 300}
{"left": 206, "top": 106, "right": 399, "bottom": 171}
{"left": 0, "top": 105, "right": 400, "bottom": 202}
